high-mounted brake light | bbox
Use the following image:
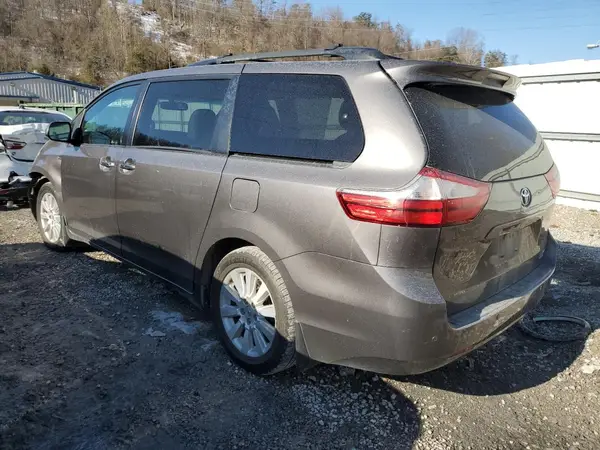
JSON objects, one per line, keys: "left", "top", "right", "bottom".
{"left": 544, "top": 165, "right": 560, "bottom": 198}
{"left": 337, "top": 167, "right": 491, "bottom": 227}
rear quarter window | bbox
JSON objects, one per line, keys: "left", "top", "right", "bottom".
{"left": 231, "top": 74, "right": 364, "bottom": 162}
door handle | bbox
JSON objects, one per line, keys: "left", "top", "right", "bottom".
{"left": 119, "top": 158, "right": 136, "bottom": 172}
{"left": 99, "top": 156, "right": 115, "bottom": 170}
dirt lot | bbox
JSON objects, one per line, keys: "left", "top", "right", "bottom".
{"left": 1, "top": 204, "right": 599, "bottom": 450}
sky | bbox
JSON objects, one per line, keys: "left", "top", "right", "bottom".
{"left": 308, "top": 0, "right": 600, "bottom": 64}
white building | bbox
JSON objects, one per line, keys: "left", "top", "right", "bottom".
{"left": 500, "top": 59, "right": 600, "bottom": 210}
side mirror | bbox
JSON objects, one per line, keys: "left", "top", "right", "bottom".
{"left": 47, "top": 121, "right": 72, "bottom": 143}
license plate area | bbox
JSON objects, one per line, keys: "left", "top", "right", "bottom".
{"left": 491, "top": 220, "right": 542, "bottom": 266}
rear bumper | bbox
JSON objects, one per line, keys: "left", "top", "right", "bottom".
{"left": 280, "top": 235, "right": 556, "bottom": 375}
{"left": 0, "top": 153, "right": 32, "bottom": 202}
{"left": 0, "top": 179, "right": 31, "bottom": 202}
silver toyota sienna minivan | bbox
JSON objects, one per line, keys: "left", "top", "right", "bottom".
{"left": 29, "top": 46, "right": 559, "bottom": 375}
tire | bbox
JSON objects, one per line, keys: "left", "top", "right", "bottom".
{"left": 211, "top": 246, "right": 296, "bottom": 375}
{"left": 36, "top": 182, "right": 76, "bottom": 250}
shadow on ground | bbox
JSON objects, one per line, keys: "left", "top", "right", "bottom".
{"left": 1, "top": 235, "right": 596, "bottom": 447}
{"left": 0, "top": 242, "right": 420, "bottom": 449}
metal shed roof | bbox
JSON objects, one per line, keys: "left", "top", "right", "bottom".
{"left": 0, "top": 72, "right": 101, "bottom": 104}
{"left": 0, "top": 83, "right": 39, "bottom": 99}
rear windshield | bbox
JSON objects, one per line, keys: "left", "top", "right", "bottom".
{"left": 404, "top": 84, "right": 541, "bottom": 180}
{"left": 231, "top": 74, "right": 364, "bottom": 162}
{"left": 0, "top": 111, "right": 67, "bottom": 125}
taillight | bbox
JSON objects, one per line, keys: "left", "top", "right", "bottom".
{"left": 3, "top": 140, "right": 26, "bottom": 150}
{"left": 544, "top": 165, "right": 560, "bottom": 198}
{"left": 337, "top": 167, "right": 491, "bottom": 227}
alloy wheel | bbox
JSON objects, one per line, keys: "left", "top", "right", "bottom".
{"left": 219, "top": 268, "right": 277, "bottom": 357}
{"left": 39, "top": 192, "right": 61, "bottom": 243}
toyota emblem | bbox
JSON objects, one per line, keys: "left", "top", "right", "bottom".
{"left": 520, "top": 187, "right": 532, "bottom": 207}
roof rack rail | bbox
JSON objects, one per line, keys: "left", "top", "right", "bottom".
{"left": 188, "top": 45, "right": 401, "bottom": 66}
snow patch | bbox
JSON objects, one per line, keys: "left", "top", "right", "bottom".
{"left": 172, "top": 41, "right": 193, "bottom": 60}
{"left": 140, "top": 11, "right": 163, "bottom": 41}
{"left": 151, "top": 310, "right": 204, "bottom": 335}
{"left": 113, "top": 1, "right": 163, "bottom": 41}
{"left": 112, "top": 2, "right": 197, "bottom": 60}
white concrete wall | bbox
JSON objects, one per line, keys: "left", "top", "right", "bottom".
{"left": 514, "top": 81, "right": 600, "bottom": 134}
{"left": 500, "top": 60, "right": 600, "bottom": 210}
{"left": 544, "top": 140, "right": 600, "bottom": 199}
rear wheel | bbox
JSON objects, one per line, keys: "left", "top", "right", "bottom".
{"left": 211, "top": 246, "right": 296, "bottom": 375}
{"left": 36, "top": 183, "right": 76, "bottom": 250}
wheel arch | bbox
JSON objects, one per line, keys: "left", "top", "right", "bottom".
{"left": 194, "top": 230, "right": 283, "bottom": 309}
{"left": 28, "top": 149, "right": 64, "bottom": 218}
{"left": 29, "top": 172, "right": 50, "bottom": 219}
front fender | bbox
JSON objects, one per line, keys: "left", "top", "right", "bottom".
{"left": 29, "top": 141, "right": 67, "bottom": 215}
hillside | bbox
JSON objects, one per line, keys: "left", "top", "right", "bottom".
{"left": 0, "top": 0, "right": 513, "bottom": 86}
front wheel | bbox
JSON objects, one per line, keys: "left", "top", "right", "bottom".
{"left": 36, "top": 183, "right": 75, "bottom": 250}
{"left": 211, "top": 246, "right": 296, "bottom": 375}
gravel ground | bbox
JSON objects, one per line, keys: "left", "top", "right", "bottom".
{"left": 0, "top": 204, "right": 599, "bottom": 450}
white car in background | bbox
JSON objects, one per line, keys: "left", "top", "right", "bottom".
{"left": 0, "top": 107, "right": 71, "bottom": 205}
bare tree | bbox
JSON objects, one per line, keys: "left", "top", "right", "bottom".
{"left": 446, "top": 27, "right": 484, "bottom": 66}
{"left": 484, "top": 49, "right": 508, "bottom": 68}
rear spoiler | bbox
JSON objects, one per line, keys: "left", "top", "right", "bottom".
{"left": 381, "top": 60, "right": 521, "bottom": 96}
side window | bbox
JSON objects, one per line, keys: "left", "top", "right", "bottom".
{"left": 133, "top": 78, "right": 231, "bottom": 152}
{"left": 82, "top": 85, "right": 139, "bottom": 145}
{"left": 230, "top": 74, "right": 365, "bottom": 162}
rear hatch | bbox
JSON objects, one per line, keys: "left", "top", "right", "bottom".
{"left": 383, "top": 61, "right": 557, "bottom": 314}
